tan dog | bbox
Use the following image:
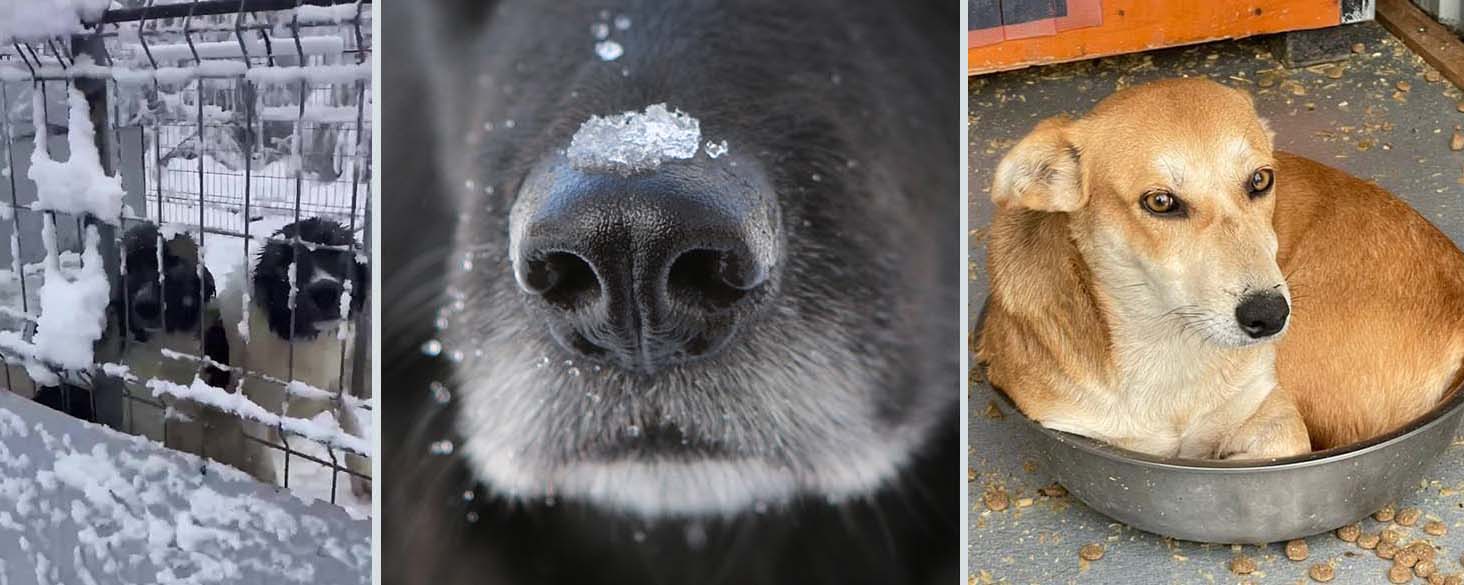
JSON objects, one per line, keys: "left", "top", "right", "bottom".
{"left": 977, "top": 78, "right": 1464, "bottom": 459}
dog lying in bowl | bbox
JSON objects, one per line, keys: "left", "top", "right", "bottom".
{"left": 977, "top": 77, "right": 1464, "bottom": 459}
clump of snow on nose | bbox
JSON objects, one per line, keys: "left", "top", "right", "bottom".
{"left": 568, "top": 103, "right": 704, "bottom": 176}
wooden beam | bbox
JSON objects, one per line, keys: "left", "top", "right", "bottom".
{"left": 1376, "top": 0, "right": 1464, "bottom": 90}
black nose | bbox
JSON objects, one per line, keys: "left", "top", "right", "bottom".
{"left": 1235, "top": 291, "right": 1289, "bottom": 339}
{"left": 309, "top": 281, "right": 343, "bottom": 311}
{"left": 134, "top": 286, "right": 160, "bottom": 320}
{"left": 511, "top": 157, "right": 780, "bottom": 373}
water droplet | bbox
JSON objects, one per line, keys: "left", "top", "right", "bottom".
{"left": 568, "top": 367, "right": 581, "bottom": 377}
{"left": 464, "top": 179, "right": 476, "bottom": 190}
{"left": 421, "top": 339, "right": 443, "bottom": 356}
{"left": 626, "top": 425, "right": 642, "bottom": 438}
{"left": 810, "top": 173, "right": 822, "bottom": 182}
{"left": 632, "top": 530, "right": 646, "bottom": 543}
{"left": 587, "top": 392, "right": 600, "bottom": 403}
{"left": 484, "top": 185, "right": 495, "bottom": 195}
{"left": 429, "top": 381, "right": 450, "bottom": 404}
{"left": 462, "top": 490, "right": 476, "bottom": 502}
{"left": 614, "top": 14, "right": 631, "bottom": 30}
{"left": 465, "top": 511, "right": 479, "bottom": 523}
{"left": 596, "top": 40, "right": 624, "bottom": 61}
{"left": 434, "top": 315, "right": 449, "bottom": 330}
{"left": 430, "top": 440, "right": 455, "bottom": 455}
{"left": 620, "top": 67, "right": 630, "bottom": 77}
{"left": 450, "top": 350, "right": 465, "bottom": 363}
{"left": 753, "top": 501, "right": 768, "bottom": 514}
{"left": 483, "top": 121, "right": 494, "bottom": 132}
{"left": 461, "top": 255, "right": 475, "bottom": 272}
{"left": 535, "top": 355, "right": 550, "bottom": 368}
{"left": 685, "top": 523, "right": 707, "bottom": 549}
{"left": 591, "top": 22, "right": 610, "bottom": 40}
{"left": 505, "top": 119, "right": 516, "bottom": 129}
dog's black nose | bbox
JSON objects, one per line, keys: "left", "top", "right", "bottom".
{"left": 308, "top": 281, "right": 343, "bottom": 312}
{"left": 134, "top": 286, "right": 161, "bottom": 321}
{"left": 1235, "top": 291, "right": 1289, "bottom": 339}
{"left": 511, "top": 158, "right": 780, "bottom": 373}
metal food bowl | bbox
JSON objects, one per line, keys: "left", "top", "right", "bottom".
{"left": 989, "top": 384, "right": 1464, "bottom": 544}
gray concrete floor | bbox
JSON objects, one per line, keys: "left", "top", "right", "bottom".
{"left": 969, "top": 22, "right": 1464, "bottom": 584}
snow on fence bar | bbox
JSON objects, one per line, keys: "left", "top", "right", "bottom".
{"left": 0, "top": 0, "right": 373, "bottom": 518}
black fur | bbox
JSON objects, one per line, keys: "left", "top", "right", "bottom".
{"left": 119, "top": 223, "right": 216, "bottom": 343}
{"left": 253, "top": 218, "right": 367, "bottom": 340}
{"left": 384, "top": 1, "right": 957, "bottom": 584}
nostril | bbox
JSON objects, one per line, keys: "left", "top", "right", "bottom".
{"left": 1235, "top": 292, "right": 1290, "bottom": 339}
{"left": 529, "top": 252, "right": 600, "bottom": 311}
{"left": 668, "top": 250, "right": 760, "bottom": 310}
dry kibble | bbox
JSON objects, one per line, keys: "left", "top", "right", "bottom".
{"left": 1352, "top": 42, "right": 1366, "bottom": 53}
{"left": 1457, "top": 101, "right": 1464, "bottom": 113}
{"left": 1427, "top": 70, "right": 1443, "bottom": 83}
{"left": 1431, "top": 576, "right": 1446, "bottom": 585}
{"left": 983, "top": 488, "right": 1009, "bottom": 512}
{"left": 1408, "top": 542, "right": 1436, "bottom": 562}
{"left": 1310, "top": 562, "right": 1336, "bottom": 582}
{"left": 1397, "top": 80, "right": 1413, "bottom": 92}
{"left": 1418, "top": 560, "right": 1438, "bottom": 578}
{"left": 1377, "top": 505, "right": 1398, "bottom": 522}
{"left": 1039, "top": 484, "right": 1068, "bottom": 498}
{"left": 1229, "top": 554, "right": 1257, "bottom": 575}
{"left": 1079, "top": 543, "right": 1104, "bottom": 561}
{"left": 1398, "top": 550, "right": 1421, "bottom": 568}
{"left": 1398, "top": 508, "right": 1423, "bottom": 526}
{"left": 1383, "top": 529, "right": 1403, "bottom": 544}
{"left": 1337, "top": 523, "right": 1362, "bottom": 542}
{"left": 1394, "top": 564, "right": 1419, "bottom": 583}
{"left": 1444, "top": 574, "right": 1463, "bottom": 585}
{"left": 1380, "top": 542, "right": 1401, "bottom": 559}
{"left": 1359, "top": 533, "right": 1382, "bottom": 549}
{"left": 1451, "top": 130, "right": 1464, "bottom": 152}
{"left": 1286, "top": 539, "right": 1310, "bottom": 561}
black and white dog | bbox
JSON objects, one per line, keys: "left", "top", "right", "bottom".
{"left": 95, "top": 223, "right": 235, "bottom": 461}
{"left": 221, "top": 217, "right": 370, "bottom": 492}
{"left": 384, "top": 1, "right": 957, "bottom": 584}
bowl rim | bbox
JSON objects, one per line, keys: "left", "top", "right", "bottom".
{"left": 986, "top": 381, "right": 1464, "bottom": 473}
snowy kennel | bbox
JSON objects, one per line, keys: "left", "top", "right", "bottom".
{"left": 0, "top": 0, "right": 372, "bottom": 512}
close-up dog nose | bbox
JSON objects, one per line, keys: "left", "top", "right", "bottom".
{"left": 309, "top": 281, "right": 343, "bottom": 311}
{"left": 510, "top": 159, "right": 780, "bottom": 373}
{"left": 1235, "top": 291, "right": 1289, "bottom": 339}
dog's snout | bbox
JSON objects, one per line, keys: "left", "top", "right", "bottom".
{"left": 308, "top": 280, "right": 343, "bottom": 312}
{"left": 1235, "top": 291, "right": 1289, "bottom": 339}
{"left": 134, "top": 285, "right": 161, "bottom": 321}
{"left": 511, "top": 159, "right": 780, "bottom": 373}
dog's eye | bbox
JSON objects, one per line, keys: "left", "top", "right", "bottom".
{"left": 1248, "top": 168, "right": 1274, "bottom": 197}
{"left": 1140, "top": 190, "right": 1183, "bottom": 216}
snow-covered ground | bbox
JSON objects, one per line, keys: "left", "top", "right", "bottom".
{"left": 0, "top": 390, "right": 370, "bottom": 584}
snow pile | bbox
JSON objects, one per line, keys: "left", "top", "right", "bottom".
{"left": 0, "top": 394, "right": 370, "bottom": 583}
{"left": 28, "top": 87, "right": 124, "bottom": 220}
{"left": 28, "top": 222, "right": 109, "bottom": 378}
{"left": 567, "top": 103, "right": 704, "bottom": 175}
{"left": 0, "top": 0, "right": 109, "bottom": 45}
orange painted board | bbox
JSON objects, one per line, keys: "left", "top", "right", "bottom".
{"left": 969, "top": 0, "right": 1345, "bottom": 75}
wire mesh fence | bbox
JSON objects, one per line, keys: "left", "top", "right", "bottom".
{"left": 0, "top": 0, "right": 372, "bottom": 513}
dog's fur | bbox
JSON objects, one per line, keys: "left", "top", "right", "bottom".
{"left": 978, "top": 78, "right": 1464, "bottom": 458}
{"left": 97, "top": 223, "right": 233, "bottom": 456}
{"left": 216, "top": 218, "right": 370, "bottom": 490}
{"left": 384, "top": 0, "right": 957, "bottom": 583}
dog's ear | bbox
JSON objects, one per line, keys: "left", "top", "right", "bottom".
{"left": 352, "top": 256, "right": 369, "bottom": 314}
{"left": 992, "top": 115, "right": 1085, "bottom": 213}
{"left": 201, "top": 266, "right": 216, "bottom": 303}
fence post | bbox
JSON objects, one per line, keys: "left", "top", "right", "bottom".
{"left": 72, "top": 30, "right": 124, "bottom": 427}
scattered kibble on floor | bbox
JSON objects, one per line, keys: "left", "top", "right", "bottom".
{"left": 1337, "top": 523, "right": 1362, "bottom": 542}
{"left": 1310, "top": 562, "right": 1336, "bottom": 583}
{"left": 1398, "top": 508, "right": 1423, "bottom": 526}
{"left": 1360, "top": 533, "right": 1382, "bottom": 550}
{"left": 1380, "top": 542, "right": 1401, "bottom": 560}
{"left": 1228, "top": 554, "right": 1257, "bottom": 575}
{"left": 1287, "top": 539, "right": 1310, "bottom": 561}
{"left": 1376, "top": 505, "right": 1398, "bottom": 522}
{"left": 1397, "top": 550, "right": 1420, "bottom": 568}
{"left": 983, "top": 488, "right": 1009, "bottom": 512}
{"left": 1418, "top": 560, "right": 1438, "bottom": 578}
{"left": 1079, "top": 543, "right": 1104, "bottom": 561}
{"left": 1408, "top": 542, "right": 1435, "bottom": 562}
